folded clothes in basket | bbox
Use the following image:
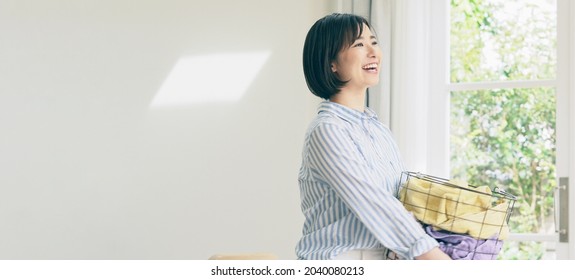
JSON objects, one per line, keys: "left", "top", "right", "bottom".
{"left": 400, "top": 177, "right": 509, "bottom": 240}
{"left": 425, "top": 225, "right": 503, "bottom": 260}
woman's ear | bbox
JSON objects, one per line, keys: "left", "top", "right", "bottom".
{"left": 331, "top": 62, "right": 337, "bottom": 73}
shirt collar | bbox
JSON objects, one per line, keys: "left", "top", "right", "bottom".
{"left": 318, "top": 100, "right": 378, "bottom": 124}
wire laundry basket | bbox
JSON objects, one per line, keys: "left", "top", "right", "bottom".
{"left": 393, "top": 171, "right": 517, "bottom": 260}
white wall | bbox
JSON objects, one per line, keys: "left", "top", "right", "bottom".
{"left": 0, "top": 0, "right": 328, "bottom": 259}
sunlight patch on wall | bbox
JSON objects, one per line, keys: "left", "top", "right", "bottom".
{"left": 150, "top": 51, "right": 271, "bottom": 107}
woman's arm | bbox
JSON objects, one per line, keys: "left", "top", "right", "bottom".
{"left": 307, "top": 123, "right": 440, "bottom": 259}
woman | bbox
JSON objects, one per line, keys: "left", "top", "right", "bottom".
{"left": 296, "top": 13, "right": 450, "bottom": 260}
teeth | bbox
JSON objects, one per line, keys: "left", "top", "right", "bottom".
{"left": 362, "top": 63, "right": 377, "bottom": 69}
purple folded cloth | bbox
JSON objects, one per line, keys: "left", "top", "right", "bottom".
{"left": 425, "top": 225, "right": 503, "bottom": 260}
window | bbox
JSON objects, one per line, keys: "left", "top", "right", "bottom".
{"left": 429, "top": 0, "right": 570, "bottom": 259}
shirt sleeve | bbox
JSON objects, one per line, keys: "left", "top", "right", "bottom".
{"left": 307, "top": 122, "right": 438, "bottom": 259}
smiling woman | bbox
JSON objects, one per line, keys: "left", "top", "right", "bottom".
{"left": 295, "top": 13, "right": 451, "bottom": 260}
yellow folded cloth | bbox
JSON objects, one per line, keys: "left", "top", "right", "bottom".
{"left": 399, "top": 177, "right": 509, "bottom": 240}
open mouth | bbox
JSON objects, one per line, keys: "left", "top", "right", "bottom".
{"left": 362, "top": 63, "right": 378, "bottom": 73}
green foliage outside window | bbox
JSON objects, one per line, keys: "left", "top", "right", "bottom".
{"left": 450, "top": 0, "right": 557, "bottom": 259}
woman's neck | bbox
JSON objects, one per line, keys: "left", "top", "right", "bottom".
{"left": 329, "top": 88, "right": 367, "bottom": 112}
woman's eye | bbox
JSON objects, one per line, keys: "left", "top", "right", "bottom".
{"left": 353, "top": 43, "right": 364, "bottom": 47}
{"left": 372, "top": 41, "right": 378, "bottom": 45}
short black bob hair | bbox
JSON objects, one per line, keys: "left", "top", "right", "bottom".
{"left": 303, "top": 13, "right": 372, "bottom": 100}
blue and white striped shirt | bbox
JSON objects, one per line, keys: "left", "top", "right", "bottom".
{"left": 296, "top": 101, "right": 438, "bottom": 260}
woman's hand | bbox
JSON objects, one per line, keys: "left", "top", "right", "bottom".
{"left": 414, "top": 247, "right": 452, "bottom": 260}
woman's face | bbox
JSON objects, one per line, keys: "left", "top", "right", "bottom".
{"left": 331, "top": 24, "right": 382, "bottom": 91}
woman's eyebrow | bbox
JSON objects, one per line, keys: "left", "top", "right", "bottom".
{"left": 356, "top": 35, "right": 377, "bottom": 40}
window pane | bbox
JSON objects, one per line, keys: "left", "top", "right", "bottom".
{"left": 450, "top": 88, "right": 556, "bottom": 259}
{"left": 450, "top": 0, "right": 556, "bottom": 83}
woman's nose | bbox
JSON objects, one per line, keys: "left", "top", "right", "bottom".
{"left": 367, "top": 45, "right": 377, "bottom": 57}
